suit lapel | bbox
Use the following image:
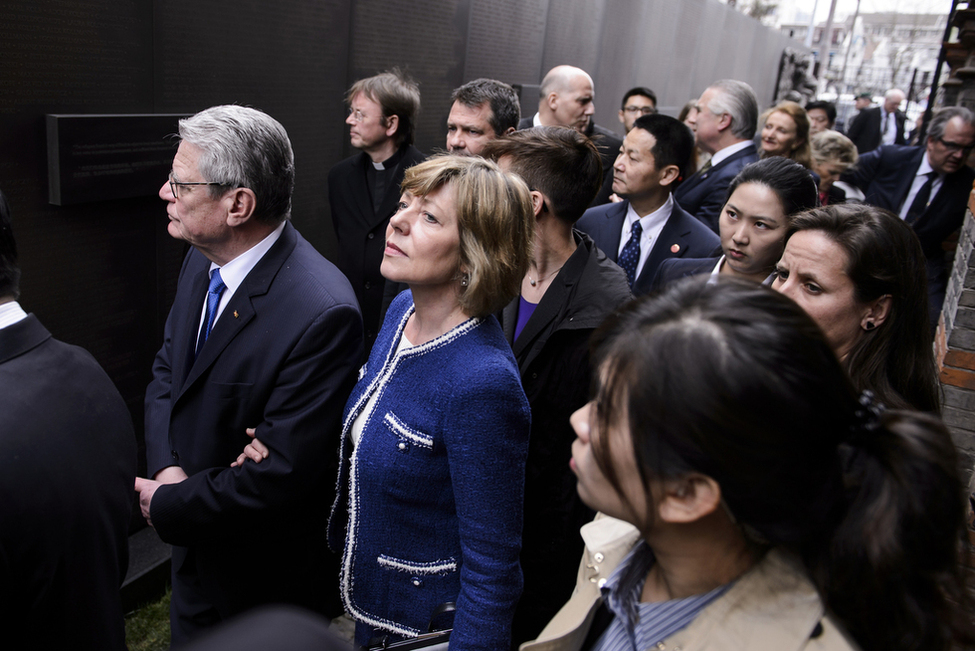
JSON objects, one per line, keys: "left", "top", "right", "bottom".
{"left": 634, "top": 207, "right": 686, "bottom": 295}
{"left": 174, "top": 265, "right": 210, "bottom": 387}
{"left": 177, "top": 223, "right": 298, "bottom": 400}
{"left": 599, "top": 201, "right": 628, "bottom": 262}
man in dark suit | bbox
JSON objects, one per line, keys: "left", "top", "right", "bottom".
{"left": 328, "top": 70, "right": 425, "bottom": 352}
{"left": 674, "top": 79, "right": 760, "bottom": 232}
{"left": 847, "top": 88, "right": 907, "bottom": 153}
{"left": 842, "top": 105, "right": 975, "bottom": 321}
{"left": 517, "top": 65, "right": 621, "bottom": 206}
{"left": 577, "top": 114, "right": 720, "bottom": 296}
{"left": 135, "top": 105, "right": 363, "bottom": 645}
{"left": 0, "top": 189, "right": 136, "bottom": 650}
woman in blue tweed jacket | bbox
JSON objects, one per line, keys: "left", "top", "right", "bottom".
{"left": 238, "top": 156, "right": 534, "bottom": 649}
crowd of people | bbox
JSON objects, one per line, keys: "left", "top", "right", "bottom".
{"left": 3, "top": 62, "right": 974, "bottom": 651}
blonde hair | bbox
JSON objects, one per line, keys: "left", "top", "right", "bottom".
{"left": 759, "top": 101, "right": 812, "bottom": 169}
{"left": 811, "top": 130, "right": 858, "bottom": 171}
{"left": 401, "top": 155, "right": 533, "bottom": 318}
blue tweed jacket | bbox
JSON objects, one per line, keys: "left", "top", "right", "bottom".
{"left": 328, "top": 292, "right": 531, "bottom": 650}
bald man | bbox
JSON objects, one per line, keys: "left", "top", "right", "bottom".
{"left": 518, "top": 65, "right": 621, "bottom": 206}
{"left": 848, "top": 88, "right": 907, "bottom": 153}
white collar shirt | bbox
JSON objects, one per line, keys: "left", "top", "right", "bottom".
{"left": 619, "top": 195, "right": 674, "bottom": 280}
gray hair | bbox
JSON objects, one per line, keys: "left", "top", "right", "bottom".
{"left": 926, "top": 106, "right": 975, "bottom": 142}
{"left": 451, "top": 78, "right": 521, "bottom": 135}
{"left": 179, "top": 105, "right": 294, "bottom": 224}
{"left": 704, "top": 80, "right": 759, "bottom": 140}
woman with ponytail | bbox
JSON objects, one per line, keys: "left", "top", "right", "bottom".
{"left": 523, "top": 278, "right": 971, "bottom": 651}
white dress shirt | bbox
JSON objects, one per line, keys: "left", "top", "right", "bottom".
{"left": 898, "top": 155, "right": 942, "bottom": 221}
{"left": 618, "top": 195, "right": 675, "bottom": 280}
{"left": 0, "top": 300, "right": 28, "bottom": 330}
{"left": 197, "top": 220, "right": 287, "bottom": 334}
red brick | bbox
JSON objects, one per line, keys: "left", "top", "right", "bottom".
{"left": 941, "top": 366, "right": 975, "bottom": 390}
{"left": 945, "top": 349, "right": 975, "bottom": 371}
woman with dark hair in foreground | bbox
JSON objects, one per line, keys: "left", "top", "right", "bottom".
{"left": 773, "top": 204, "right": 940, "bottom": 413}
{"left": 524, "top": 278, "right": 970, "bottom": 651}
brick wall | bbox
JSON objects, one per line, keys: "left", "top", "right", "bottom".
{"left": 936, "top": 195, "right": 975, "bottom": 479}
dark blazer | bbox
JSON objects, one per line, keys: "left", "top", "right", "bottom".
{"left": 652, "top": 255, "right": 722, "bottom": 291}
{"left": 517, "top": 117, "right": 621, "bottom": 206}
{"left": 673, "top": 142, "right": 759, "bottom": 232}
{"left": 500, "top": 232, "right": 632, "bottom": 646}
{"left": 0, "top": 314, "right": 135, "bottom": 651}
{"left": 846, "top": 107, "right": 907, "bottom": 153}
{"left": 327, "top": 145, "right": 425, "bottom": 350}
{"left": 144, "top": 222, "right": 363, "bottom": 641}
{"left": 842, "top": 144, "right": 975, "bottom": 261}
{"left": 576, "top": 199, "right": 721, "bottom": 296}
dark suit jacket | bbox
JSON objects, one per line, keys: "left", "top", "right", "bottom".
{"left": 0, "top": 314, "right": 136, "bottom": 651}
{"left": 576, "top": 199, "right": 720, "bottom": 296}
{"left": 517, "top": 117, "right": 621, "bottom": 206}
{"left": 842, "top": 144, "right": 975, "bottom": 261}
{"left": 144, "top": 222, "right": 363, "bottom": 628}
{"left": 673, "top": 142, "right": 759, "bottom": 232}
{"left": 327, "top": 145, "right": 425, "bottom": 350}
{"left": 846, "top": 107, "right": 907, "bottom": 153}
{"left": 651, "top": 256, "right": 722, "bottom": 291}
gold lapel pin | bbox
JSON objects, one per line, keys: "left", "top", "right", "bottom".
{"left": 233, "top": 310, "right": 239, "bottom": 318}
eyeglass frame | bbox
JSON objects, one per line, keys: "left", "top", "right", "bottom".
{"left": 347, "top": 106, "right": 388, "bottom": 125}
{"left": 622, "top": 105, "right": 657, "bottom": 116}
{"left": 935, "top": 137, "right": 975, "bottom": 154}
{"left": 169, "top": 172, "right": 229, "bottom": 199}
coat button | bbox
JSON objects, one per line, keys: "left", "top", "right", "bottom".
{"left": 594, "top": 552, "right": 604, "bottom": 563}
{"left": 368, "top": 233, "right": 375, "bottom": 239}
{"left": 364, "top": 281, "right": 372, "bottom": 290}
{"left": 412, "top": 577, "right": 422, "bottom": 587}
{"left": 398, "top": 442, "right": 407, "bottom": 451}
{"left": 171, "top": 450, "right": 179, "bottom": 461}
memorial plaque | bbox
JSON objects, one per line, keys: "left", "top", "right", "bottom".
{"left": 46, "top": 114, "right": 186, "bottom": 206}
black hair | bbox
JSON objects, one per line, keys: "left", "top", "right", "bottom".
{"left": 725, "top": 157, "right": 819, "bottom": 220}
{"left": 451, "top": 78, "right": 521, "bottom": 135}
{"left": 589, "top": 277, "right": 971, "bottom": 651}
{"left": 0, "top": 189, "right": 19, "bottom": 300}
{"left": 621, "top": 87, "right": 657, "bottom": 111}
{"left": 630, "top": 114, "right": 695, "bottom": 186}
{"left": 805, "top": 100, "right": 837, "bottom": 125}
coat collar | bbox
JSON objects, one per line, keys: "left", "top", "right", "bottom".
{"left": 0, "top": 314, "right": 51, "bottom": 365}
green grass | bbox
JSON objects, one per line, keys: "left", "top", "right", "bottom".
{"left": 124, "top": 588, "right": 171, "bottom": 651}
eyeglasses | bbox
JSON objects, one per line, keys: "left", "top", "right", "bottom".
{"left": 623, "top": 105, "right": 657, "bottom": 115}
{"left": 169, "top": 173, "right": 227, "bottom": 199}
{"left": 936, "top": 137, "right": 975, "bottom": 154}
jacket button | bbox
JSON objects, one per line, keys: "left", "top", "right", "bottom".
{"left": 412, "top": 577, "right": 422, "bottom": 587}
{"left": 171, "top": 450, "right": 179, "bottom": 461}
{"left": 398, "top": 442, "right": 407, "bottom": 451}
{"left": 594, "top": 552, "right": 604, "bottom": 563}
{"left": 368, "top": 233, "right": 375, "bottom": 239}
{"left": 364, "top": 281, "right": 372, "bottom": 290}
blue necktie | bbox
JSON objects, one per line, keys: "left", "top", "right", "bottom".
{"left": 196, "top": 269, "right": 226, "bottom": 357}
{"left": 619, "top": 221, "right": 642, "bottom": 289}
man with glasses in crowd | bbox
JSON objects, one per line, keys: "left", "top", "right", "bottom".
{"left": 136, "top": 105, "right": 363, "bottom": 644}
{"left": 328, "top": 70, "right": 425, "bottom": 354}
{"left": 617, "top": 86, "right": 657, "bottom": 134}
{"left": 842, "top": 106, "right": 975, "bottom": 321}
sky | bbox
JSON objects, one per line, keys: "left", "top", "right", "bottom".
{"left": 805, "top": 0, "right": 955, "bottom": 22}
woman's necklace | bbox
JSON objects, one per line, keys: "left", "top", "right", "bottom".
{"left": 528, "top": 264, "right": 564, "bottom": 287}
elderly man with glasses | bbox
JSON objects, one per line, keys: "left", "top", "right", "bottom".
{"left": 842, "top": 105, "right": 975, "bottom": 322}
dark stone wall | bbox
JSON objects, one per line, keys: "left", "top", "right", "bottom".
{"left": 0, "top": 0, "right": 800, "bottom": 499}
